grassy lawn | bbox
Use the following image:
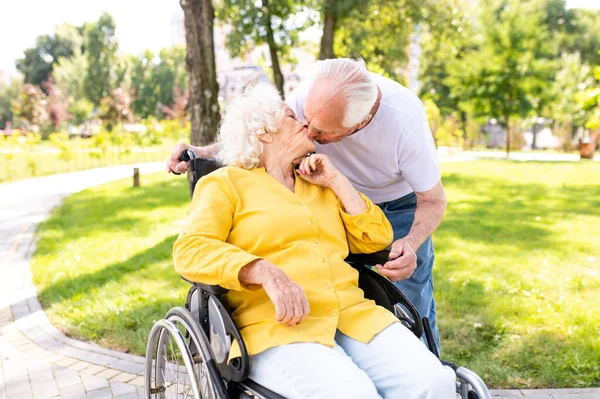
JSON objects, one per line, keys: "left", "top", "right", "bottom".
{"left": 30, "top": 160, "right": 600, "bottom": 388}
{"left": 0, "top": 138, "right": 183, "bottom": 183}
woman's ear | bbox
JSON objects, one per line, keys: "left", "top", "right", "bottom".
{"left": 256, "top": 128, "right": 274, "bottom": 144}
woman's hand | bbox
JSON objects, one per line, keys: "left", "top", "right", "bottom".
{"left": 263, "top": 267, "right": 311, "bottom": 326}
{"left": 239, "top": 260, "right": 310, "bottom": 326}
{"left": 295, "top": 154, "right": 341, "bottom": 188}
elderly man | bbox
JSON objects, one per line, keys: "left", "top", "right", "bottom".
{"left": 167, "top": 58, "right": 446, "bottom": 352}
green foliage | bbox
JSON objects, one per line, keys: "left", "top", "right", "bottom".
{"left": 16, "top": 23, "right": 83, "bottom": 86}
{"left": 334, "top": 0, "right": 421, "bottom": 84}
{"left": 53, "top": 49, "right": 88, "bottom": 102}
{"left": 127, "top": 46, "right": 188, "bottom": 118}
{"left": 11, "top": 84, "right": 47, "bottom": 129}
{"left": 580, "top": 65, "right": 600, "bottom": 130}
{"left": 217, "top": 0, "right": 309, "bottom": 64}
{"left": 99, "top": 86, "right": 134, "bottom": 129}
{"left": 83, "top": 13, "right": 119, "bottom": 104}
{"left": 0, "top": 77, "right": 23, "bottom": 129}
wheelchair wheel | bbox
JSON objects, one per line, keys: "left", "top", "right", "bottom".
{"left": 145, "top": 307, "right": 219, "bottom": 399}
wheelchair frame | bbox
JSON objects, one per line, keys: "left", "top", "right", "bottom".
{"left": 145, "top": 153, "right": 492, "bottom": 399}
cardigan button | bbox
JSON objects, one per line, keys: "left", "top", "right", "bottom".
{"left": 330, "top": 309, "right": 338, "bottom": 316}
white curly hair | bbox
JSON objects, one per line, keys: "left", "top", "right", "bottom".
{"left": 216, "top": 84, "right": 286, "bottom": 169}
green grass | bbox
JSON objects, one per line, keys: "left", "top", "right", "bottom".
{"left": 0, "top": 139, "right": 180, "bottom": 183}
{"left": 30, "top": 161, "right": 600, "bottom": 388}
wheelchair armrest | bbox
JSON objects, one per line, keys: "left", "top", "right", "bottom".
{"left": 345, "top": 250, "right": 390, "bottom": 266}
{"left": 180, "top": 276, "right": 229, "bottom": 296}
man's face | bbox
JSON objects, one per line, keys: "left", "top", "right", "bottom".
{"left": 302, "top": 91, "right": 356, "bottom": 144}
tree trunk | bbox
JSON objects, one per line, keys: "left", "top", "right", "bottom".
{"left": 180, "top": 0, "right": 220, "bottom": 147}
{"left": 262, "top": 0, "right": 285, "bottom": 96}
{"left": 505, "top": 116, "right": 511, "bottom": 158}
{"left": 319, "top": 0, "right": 337, "bottom": 60}
{"left": 531, "top": 120, "right": 538, "bottom": 150}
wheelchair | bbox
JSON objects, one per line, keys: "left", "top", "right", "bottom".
{"left": 145, "top": 150, "right": 491, "bottom": 399}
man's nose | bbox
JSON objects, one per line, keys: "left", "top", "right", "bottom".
{"left": 306, "top": 124, "right": 318, "bottom": 138}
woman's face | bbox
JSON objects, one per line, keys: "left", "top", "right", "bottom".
{"left": 271, "top": 106, "right": 315, "bottom": 157}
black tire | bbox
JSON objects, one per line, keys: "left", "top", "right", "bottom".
{"left": 468, "top": 390, "right": 479, "bottom": 399}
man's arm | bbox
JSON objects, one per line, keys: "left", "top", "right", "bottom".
{"left": 166, "top": 142, "right": 221, "bottom": 174}
{"left": 375, "top": 181, "right": 447, "bottom": 282}
{"left": 407, "top": 181, "right": 447, "bottom": 250}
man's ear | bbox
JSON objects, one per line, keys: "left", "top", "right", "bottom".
{"left": 355, "top": 114, "right": 373, "bottom": 130}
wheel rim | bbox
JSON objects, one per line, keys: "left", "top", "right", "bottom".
{"left": 152, "top": 316, "right": 216, "bottom": 399}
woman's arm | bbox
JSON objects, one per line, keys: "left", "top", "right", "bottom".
{"left": 328, "top": 174, "right": 367, "bottom": 215}
{"left": 297, "top": 154, "right": 393, "bottom": 254}
{"left": 239, "top": 259, "right": 310, "bottom": 326}
{"left": 174, "top": 171, "right": 310, "bottom": 325}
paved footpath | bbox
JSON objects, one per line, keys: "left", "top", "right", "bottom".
{"left": 0, "top": 164, "right": 599, "bottom": 399}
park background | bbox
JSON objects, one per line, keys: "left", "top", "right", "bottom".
{"left": 1, "top": 0, "right": 599, "bottom": 390}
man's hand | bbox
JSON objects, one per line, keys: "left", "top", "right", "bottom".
{"left": 167, "top": 142, "right": 192, "bottom": 174}
{"left": 375, "top": 238, "right": 417, "bottom": 281}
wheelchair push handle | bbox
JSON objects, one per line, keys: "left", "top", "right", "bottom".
{"left": 172, "top": 148, "right": 198, "bottom": 175}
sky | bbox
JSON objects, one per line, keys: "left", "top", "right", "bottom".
{"left": 1, "top": 0, "right": 599, "bottom": 77}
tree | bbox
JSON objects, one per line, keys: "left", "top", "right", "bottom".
{"left": 129, "top": 50, "right": 158, "bottom": 118}
{"left": 0, "top": 78, "right": 23, "bottom": 129}
{"left": 181, "top": 0, "right": 221, "bottom": 146}
{"left": 217, "top": 0, "right": 309, "bottom": 95}
{"left": 548, "top": 53, "right": 594, "bottom": 148}
{"left": 11, "top": 84, "right": 47, "bottom": 130}
{"left": 128, "top": 46, "right": 188, "bottom": 118}
{"left": 318, "top": 0, "right": 337, "bottom": 59}
{"left": 99, "top": 86, "right": 134, "bottom": 129}
{"left": 332, "top": 0, "right": 450, "bottom": 84}
{"left": 446, "top": 0, "right": 554, "bottom": 157}
{"left": 42, "top": 76, "right": 70, "bottom": 130}
{"left": 83, "top": 13, "right": 119, "bottom": 105}
{"left": 16, "top": 24, "right": 83, "bottom": 87}
{"left": 53, "top": 49, "right": 93, "bottom": 124}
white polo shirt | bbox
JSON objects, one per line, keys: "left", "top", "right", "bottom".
{"left": 286, "top": 73, "right": 440, "bottom": 204}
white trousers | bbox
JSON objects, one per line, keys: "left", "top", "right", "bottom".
{"left": 248, "top": 322, "right": 456, "bottom": 399}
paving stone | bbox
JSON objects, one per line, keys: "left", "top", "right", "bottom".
{"left": 80, "top": 374, "right": 109, "bottom": 392}
{"left": 108, "top": 359, "right": 144, "bottom": 375}
{"left": 553, "top": 395, "right": 600, "bottom": 399}
{"left": 111, "top": 372, "right": 137, "bottom": 383}
{"left": 31, "top": 381, "right": 60, "bottom": 398}
{"left": 6, "top": 392, "right": 34, "bottom": 399}
{"left": 110, "top": 380, "right": 138, "bottom": 396}
{"left": 54, "top": 358, "right": 78, "bottom": 368}
{"left": 81, "top": 364, "right": 106, "bottom": 376}
{"left": 115, "top": 393, "right": 140, "bottom": 399}
{"left": 57, "top": 382, "right": 86, "bottom": 396}
{"left": 492, "top": 390, "right": 524, "bottom": 397}
{"left": 69, "top": 361, "right": 94, "bottom": 372}
{"left": 128, "top": 376, "right": 145, "bottom": 387}
{"left": 96, "top": 368, "right": 121, "bottom": 380}
{"left": 136, "top": 386, "right": 145, "bottom": 397}
{"left": 51, "top": 367, "right": 82, "bottom": 388}
{"left": 86, "top": 388, "right": 113, "bottom": 399}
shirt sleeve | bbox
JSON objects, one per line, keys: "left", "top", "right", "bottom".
{"left": 396, "top": 98, "right": 441, "bottom": 193}
{"left": 173, "top": 171, "right": 261, "bottom": 291}
{"left": 338, "top": 192, "right": 394, "bottom": 254}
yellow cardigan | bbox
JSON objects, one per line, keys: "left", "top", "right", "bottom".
{"left": 173, "top": 166, "right": 398, "bottom": 358}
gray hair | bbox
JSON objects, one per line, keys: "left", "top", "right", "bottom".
{"left": 309, "top": 58, "right": 378, "bottom": 127}
{"left": 216, "top": 84, "right": 285, "bottom": 169}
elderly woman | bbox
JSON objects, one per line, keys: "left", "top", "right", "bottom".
{"left": 173, "top": 84, "right": 454, "bottom": 399}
